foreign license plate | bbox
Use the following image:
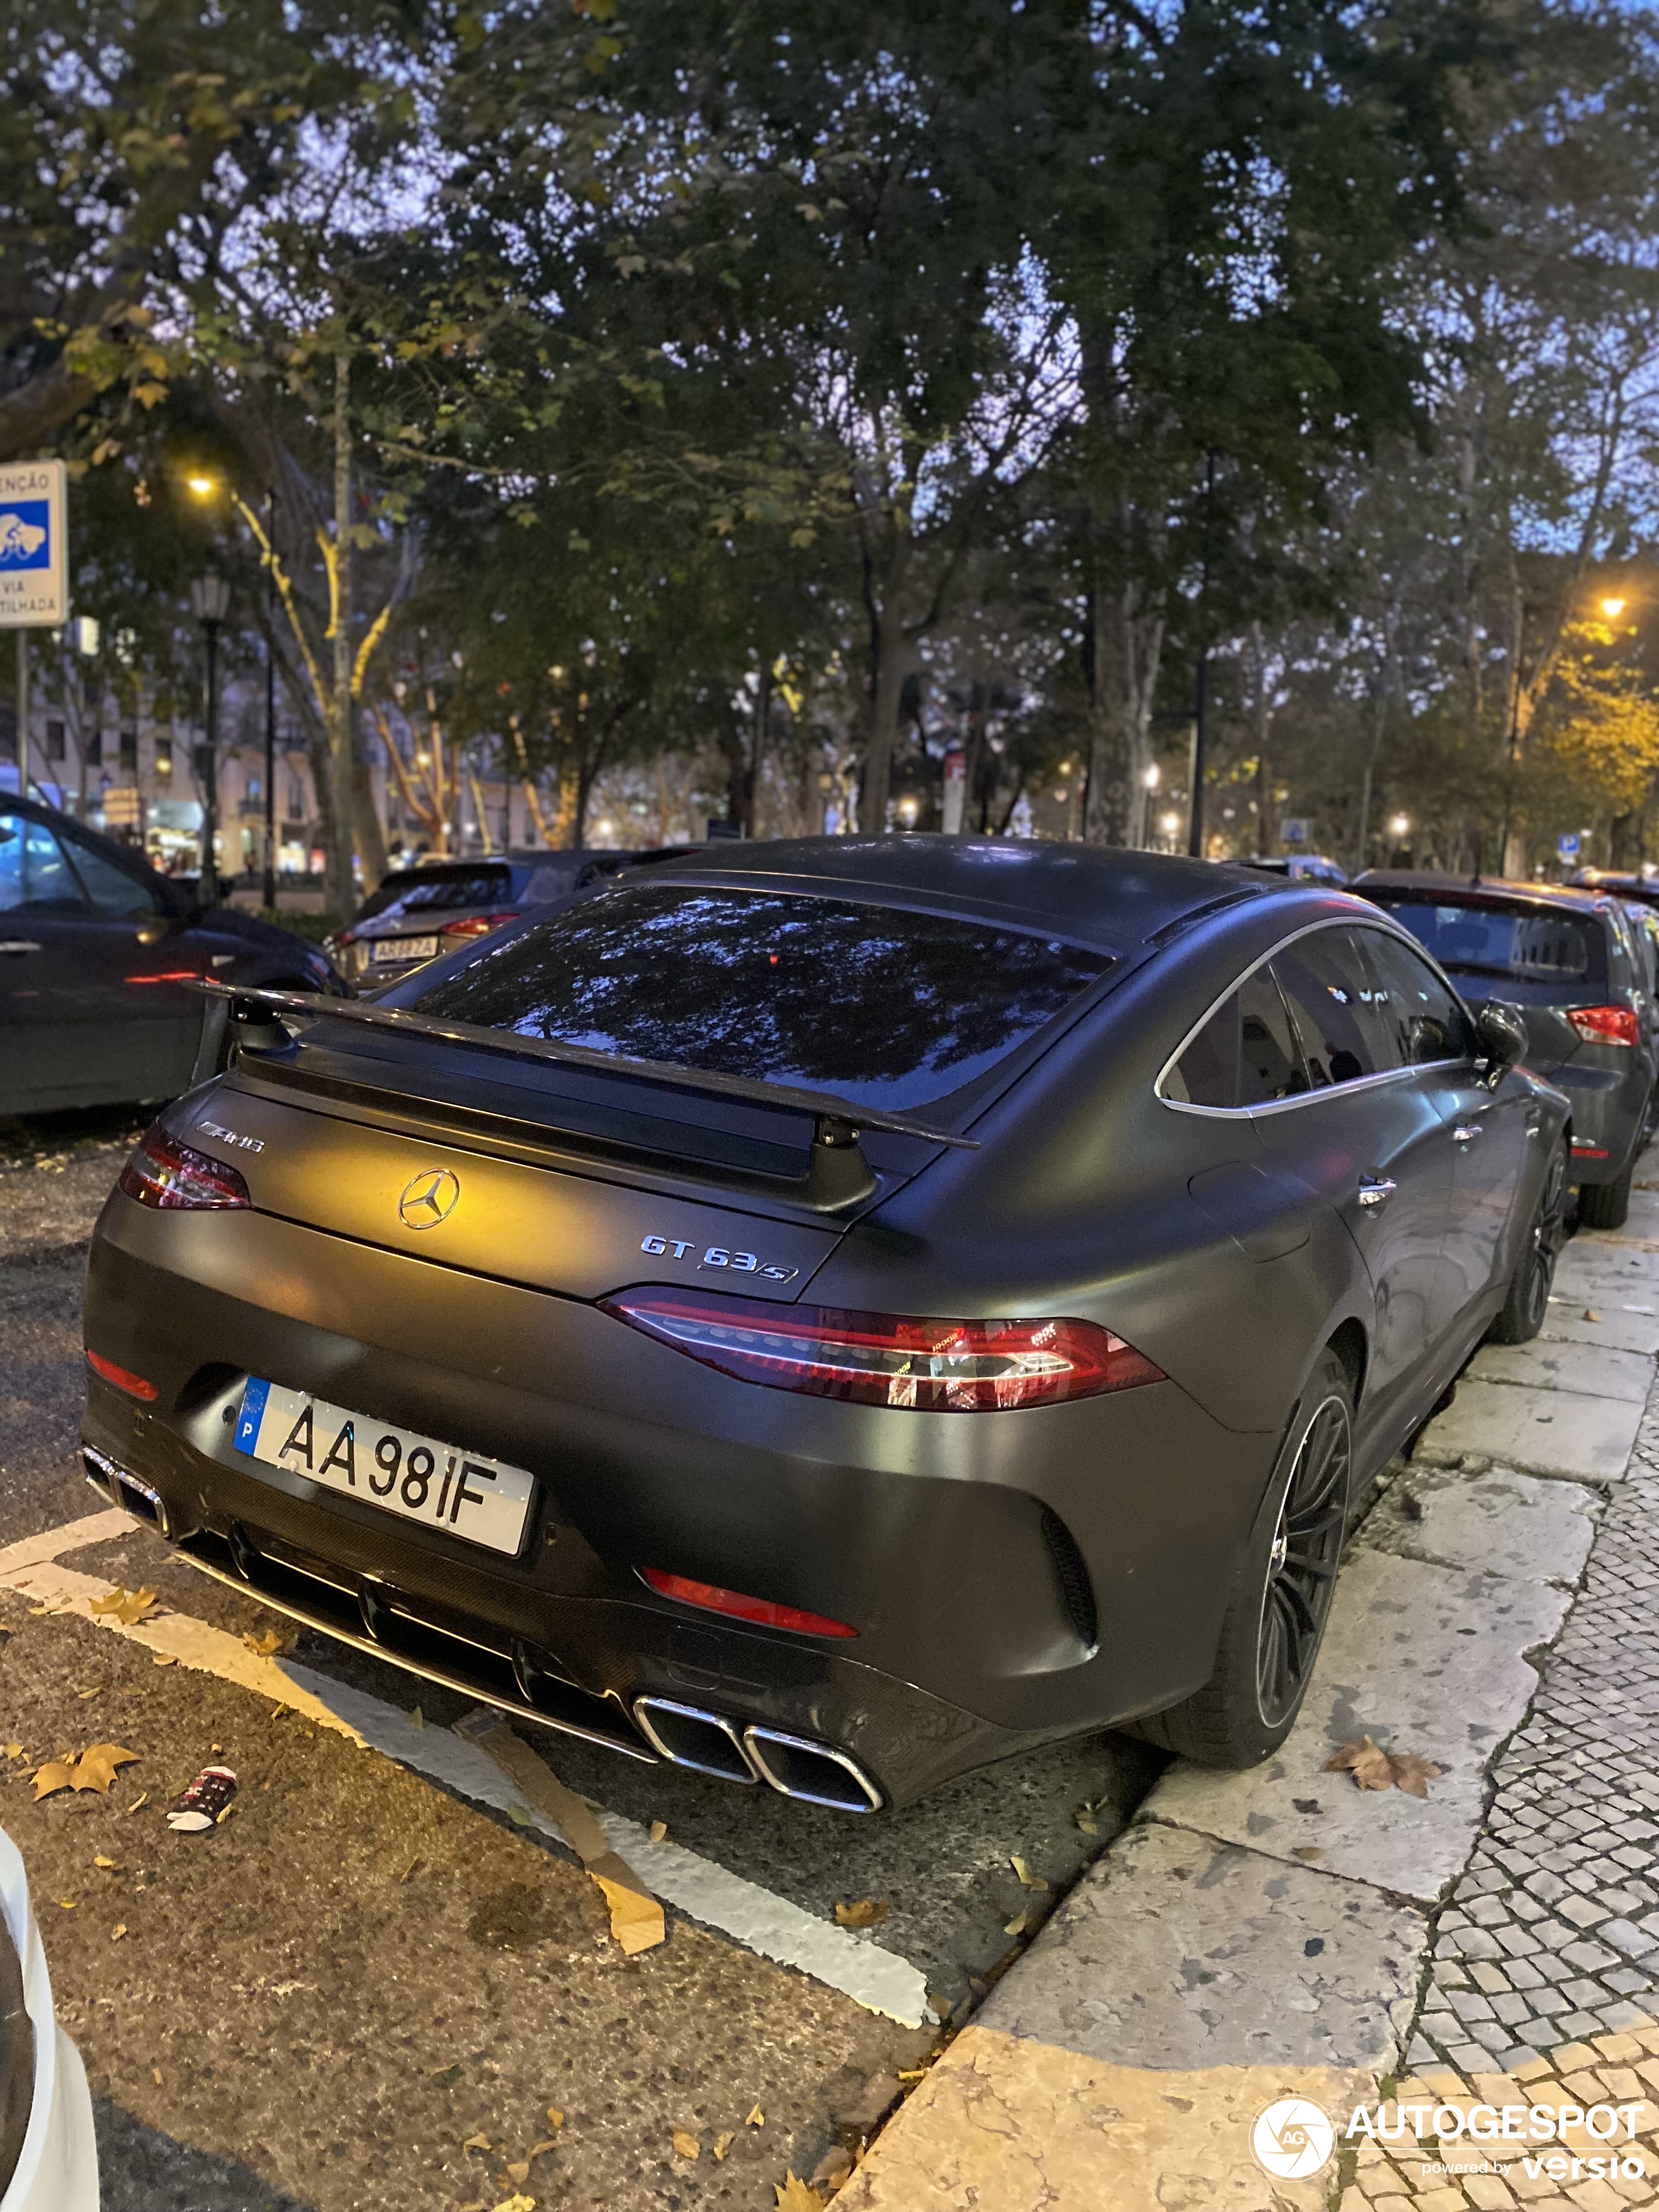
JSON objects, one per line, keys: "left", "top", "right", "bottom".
{"left": 233, "top": 1378, "right": 536, "bottom": 1556}
{"left": 374, "top": 935, "right": 438, "bottom": 963}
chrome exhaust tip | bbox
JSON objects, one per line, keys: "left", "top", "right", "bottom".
{"left": 632, "top": 1696, "right": 758, "bottom": 1784}
{"left": 744, "top": 1725, "right": 883, "bottom": 1812}
{"left": 82, "top": 1447, "right": 172, "bottom": 1539}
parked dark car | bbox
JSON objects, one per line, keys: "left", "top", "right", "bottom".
{"left": 1569, "top": 867, "right": 1659, "bottom": 912}
{"left": 1354, "top": 871, "right": 1652, "bottom": 1227}
{"left": 82, "top": 841, "right": 1566, "bottom": 1808}
{"left": 1240, "top": 854, "right": 1350, "bottom": 886}
{"left": 326, "top": 847, "right": 701, "bottom": 987}
{"left": 0, "top": 795, "right": 344, "bottom": 1120}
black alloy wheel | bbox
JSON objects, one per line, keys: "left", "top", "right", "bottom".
{"left": 1255, "top": 1393, "right": 1350, "bottom": 1731}
{"left": 1488, "top": 1136, "right": 1568, "bottom": 1345}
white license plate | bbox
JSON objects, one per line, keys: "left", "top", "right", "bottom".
{"left": 233, "top": 1378, "right": 536, "bottom": 1556}
{"left": 374, "top": 935, "right": 438, "bottom": 963}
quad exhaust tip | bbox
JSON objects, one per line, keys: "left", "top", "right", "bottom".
{"left": 83, "top": 1447, "right": 171, "bottom": 1538}
{"left": 632, "top": 1695, "right": 882, "bottom": 1812}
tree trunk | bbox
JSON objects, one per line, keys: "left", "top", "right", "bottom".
{"left": 1084, "top": 568, "right": 1163, "bottom": 850}
{"left": 860, "top": 535, "right": 909, "bottom": 835}
{"left": 352, "top": 741, "right": 388, "bottom": 890}
{"left": 326, "top": 351, "right": 356, "bottom": 918}
{"left": 1249, "top": 622, "right": 1276, "bottom": 854}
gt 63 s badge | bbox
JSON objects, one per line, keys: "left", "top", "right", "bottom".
{"left": 640, "top": 1234, "right": 797, "bottom": 1283}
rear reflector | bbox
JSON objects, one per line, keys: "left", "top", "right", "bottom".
{"left": 1567, "top": 1003, "right": 1640, "bottom": 1048}
{"left": 640, "top": 1569, "right": 857, "bottom": 1638}
{"left": 1571, "top": 1142, "right": 1609, "bottom": 1158}
{"left": 85, "top": 1349, "right": 158, "bottom": 1402}
{"left": 440, "top": 912, "right": 520, "bottom": 938}
{"left": 603, "top": 1290, "right": 1165, "bottom": 1411}
{"left": 119, "top": 1125, "right": 251, "bottom": 1210}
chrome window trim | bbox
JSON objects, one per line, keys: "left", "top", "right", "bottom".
{"left": 1154, "top": 916, "right": 1472, "bottom": 1119}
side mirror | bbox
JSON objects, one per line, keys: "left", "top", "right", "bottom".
{"left": 1474, "top": 999, "right": 1528, "bottom": 1086}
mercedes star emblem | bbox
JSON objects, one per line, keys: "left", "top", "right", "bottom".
{"left": 398, "top": 1168, "right": 461, "bottom": 1230}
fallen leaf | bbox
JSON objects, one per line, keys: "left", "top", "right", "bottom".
{"left": 506, "top": 1803, "right": 535, "bottom": 1828}
{"left": 834, "top": 1897, "right": 890, "bottom": 1928}
{"left": 126, "top": 1793, "right": 148, "bottom": 1814}
{"left": 75, "top": 1743, "right": 139, "bottom": 1795}
{"left": 242, "top": 1628, "right": 287, "bottom": 1657}
{"left": 151, "top": 1654, "right": 176, "bottom": 1667}
{"left": 3, "top": 1744, "right": 22, "bottom": 1760}
{"left": 408, "top": 1706, "right": 424, "bottom": 1729}
{"left": 1292, "top": 1845, "right": 1325, "bottom": 1861}
{"left": 545, "top": 2109, "right": 564, "bottom": 2133}
{"left": 1323, "top": 1736, "right": 1395, "bottom": 1791}
{"left": 811, "top": 2145, "right": 854, "bottom": 2192}
{"left": 78, "top": 1688, "right": 97, "bottom": 1699}
{"left": 649, "top": 1819, "right": 669, "bottom": 1844}
{"left": 428, "top": 2063, "right": 460, "bottom": 2087}
{"left": 32, "top": 1761, "right": 76, "bottom": 1801}
{"left": 1003, "top": 1909, "right": 1030, "bottom": 1937}
{"left": 504, "top": 2161, "right": 530, "bottom": 2184}
{"left": 491, "top": 2198, "right": 534, "bottom": 2212}
{"left": 93, "top": 1855, "right": 118, "bottom": 1870}
{"left": 152, "top": 2068, "right": 161, "bottom": 2087}
{"left": 1010, "top": 1855, "right": 1048, "bottom": 1891}
{"left": 463, "top": 2135, "right": 492, "bottom": 2154}
{"left": 774, "top": 2177, "right": 824, "bottom": 2210}
{"left": 1074, "top": 1814, "right": 1098, "bottom": 1835}
{"left": 400, "top": 1855, "right": 423, "bottom": 1884}
{"left": 747, "top": 2104, "right": 765, "bottom": 2128}
{"left": 1388, "top": 1750, "right": 1443, "bottom": 1799}
{"left": 111, "top": 1923, "right": 127, "bottom": 1940}
{"left": 526, "top": 2139, "right": 559, "bottom": 2159}
{"left": 56, "top": 1897, "right": 76, "bottom": 1910}
{"left": 672, "top": 2130, "right": 700, "bottom": 2160}
{"left": 713, "top": 2132, "right": 735, "bottom": 2161}
{"left": 90, "top": 1584, "right": 161, "bottom": 1627}
{"left": 898, "top": 2069, "right": 927, "bottom": 2081}
{"left": 1584, "top": 1309, "right": 1603, "bottom": 1322}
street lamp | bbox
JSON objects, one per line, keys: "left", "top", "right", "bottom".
{"left": 1601, "top": 596, "right": 1628, "bottom": 621}
{"left": 1388, "top": 812, "right": 1411, "bottom": 842}
{"left": 189, "top": 573, "right": 231, "bottom": 906}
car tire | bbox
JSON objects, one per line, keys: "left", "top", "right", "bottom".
{"left": 1578, "top": 1160, "right": 1634, "bottom": 1231}
{"left": 1487, "top": 1136, "right": 1568, "bottom": 1345}
{"left": 1136, "top": 1347, "right": 1353, "bottom": 1769}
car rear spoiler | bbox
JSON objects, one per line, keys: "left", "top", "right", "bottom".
{"left": 193, "top": 981, "right": 977, "bottom": 1213}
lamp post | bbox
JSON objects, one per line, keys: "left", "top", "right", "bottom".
{"left": 189, "top": 573, "right": 231, "bottom": 905}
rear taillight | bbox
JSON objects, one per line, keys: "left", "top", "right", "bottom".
{"left": 639, "top": 1569, "right": 857, "bottom": 1638}
{"left": 1567, "top": 1003, "right": 1640, "bottom": 1047}
{"left": 440, "top": 912, "right": 519, "bottom": 938}
{"left": 602, "top": 1290, "right": 1165, "bottom": 1411}
{"left": 119, "top": 1125, "right": 251, "bottom": 1210}
{"left": 85, "top": 1349, "right": 157, "bottom": 1401}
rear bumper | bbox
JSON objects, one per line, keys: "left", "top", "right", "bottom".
{"left": 1541, "top": 1056, "right": 1649, "bottom": 1182}
{"left": 82, "top": 1195, "right": 1280, "bottom": 1805}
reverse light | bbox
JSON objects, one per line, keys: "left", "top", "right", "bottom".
{"left": 119, "top": 1125, "right": 251, "bottom": 1210}
{"left": 440, "top": 912, "right": 520, "bottom": 938}
{"left": 1567, "top": 1003, "right": 1640, "bottom": 1048}
{"left": 85, "top": 1349, "right": 157, "bottom": 1402}
{"left": 640, "top": 1569, "right": 857, "bottom": 1638}
{"left": 602, "top": 1290, "right": 1165, "bottom": 1411}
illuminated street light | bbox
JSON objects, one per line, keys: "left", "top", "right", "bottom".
{"left": 1142, "top": 762, "right": 1162, "bottom": 791}
{"left": 1601, "top": 596, "right": 1628, "bottom": 620}
{"left": 1159, "top": 810, "right": 1182, "bottom": 839}
{"left": 895, "top": 793, "right": 922, "bottom": 828}
{"left": 1388, "top": 812, "right": 1411, "bottom": 840}
{"left": 186, "top": 472, "right": 219, "bottom": 500}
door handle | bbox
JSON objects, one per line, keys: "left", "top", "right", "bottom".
{"left": 1451, "top": 1123, "right": 1484, "bottom": 1144}
{"left": 0, "top": 940, "right": 42, "bottom": 955}
{"left": 1357, "top": 1176, "right": 1397, "bottom": 1208}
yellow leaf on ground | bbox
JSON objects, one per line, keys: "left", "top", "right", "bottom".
{"left": 93, "top": 1855, "right": 118, "bottom": 1870}
{"left": 1387, "top": 1750, "right": 1444, "bottom": 1799}
{"left": 111, "top": 1923, "right": 127, "bottom": 1940}
{"left": 126, "top": 1793, "right": 148, "bottom": 1814}
{"left": 3, "top": 1744, "right": 22, "bottom": 1760}
{"left": 713, "top": 2132, "right": 735, "bottom": 2160}
{"left": 672, "top": 2129, "right": 700, "bottom": 2159}
{"left": 834, "top": 1897, "right": 890, "bottom": 1928}
{"left": 1584, "top": 1309, "right": 1603, "bottom": 1322}
{"left": 32, "top": 1762, "right": 76, "bottom": 1801}
{"left": 544, "top": 2109, "right": 564, "bottom": 2132}
{"left": 462, "top": 2134, "right": 491, "bottom": 2153}
{"left": 1010, "top": 1855, "right": 1048, "bottom": 1890}
{"left": 491, "top": 2198, "right": 534, "bottom": 2212}
{"left": 1004, "top": 1910, "right": 1030, "bottom": 1937}
{"left": 1075, "top": 1814, "right": 1098, "bottom": 1835}
{"left": 242, "top": 1629, "right": 287, "bottom": 1657}
{"left": 74, "top": 1744, "right": 138, "bottom": 1794}
{"left": 504, "top": 2161, "right": 529, "bottom": 2183}
{"left": 774, "top": 2175, "right": 824, "bottom": 2209}
{"left": 1323, "top": 1735, "right": 1394, "bottom": 1791}
{"left": 78, "top": 1688, "right": 97, "bottom": 1699}
{"left": 90, "top": 1584, "right": 161, "bottom": 1627}
{"left": 152, "top": 1654, "right": 176, "bottom": 1667}
{"left": 649, "top": 1819, "right": 669, "bottom": 1844}
{"left": 747, "top": 2104, "right": 765, "bottom": 2128}
{"left": 526, "top": 2139, "right": 559, "bottom": 2159}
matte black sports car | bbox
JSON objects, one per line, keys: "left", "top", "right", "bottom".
{"left": 1, "top": 795, "right": 344, "bottom": 1119}
{"left": 1355, "top": 872, "right": 1653, "bottom": 1228}
{"left": 81, "top": 841, "right": 1567, "bottom": 1809}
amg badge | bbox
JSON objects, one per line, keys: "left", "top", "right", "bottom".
{"left": 639, "top": 1234, "right": 797, "bottom": 1283}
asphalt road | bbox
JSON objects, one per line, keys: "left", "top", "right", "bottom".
{"left": 0, "top": 1111, "right": 1156, "bottom": 2212}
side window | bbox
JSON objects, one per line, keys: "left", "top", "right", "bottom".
{"left": 59, "top": 836, "right": 159, "bottom": 918}
{"left": 1164, "top": 966, "right": 1309, "bottom": 1108}
{"left": 1272, "top": 929, "right": 1388, "bottom": 1087}
{"left": 0, "top": 814, "right": 86, "bottom": 913}
{"left": 1357, "top": 929, "right": 1475, "bottom": 1065}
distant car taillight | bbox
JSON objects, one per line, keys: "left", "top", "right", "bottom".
{"left": 602, "top": 1290, "right": 1165, "bottom": 1411}
{"left": 119, "top": 1126, "right": 251, "bottom": 1210}
{"left": 1567, "top": 1003, "right": 1640, "bottom": 1048}
{"left": 440, "top": 912, "right": 520, "bottom": 938}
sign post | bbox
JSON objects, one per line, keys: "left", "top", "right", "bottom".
{"left": 0, "top": 461, "right": 69, "bottom": 801}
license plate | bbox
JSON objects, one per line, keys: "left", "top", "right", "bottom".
{"left": 374, "top": 936, "right": 438, "bottom": 963}
{"left": 233, "top": 1378, "right": 536, "bottom": 1556}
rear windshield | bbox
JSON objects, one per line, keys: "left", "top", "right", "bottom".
{"left": 356, "top": 864, "right": 515, "bottom": 923}
{"left": 1370, "top": 896, "right": 1607, "bottom": 993}
{"left": 409, "top": 886, "right": 1113, "bottom": 1112}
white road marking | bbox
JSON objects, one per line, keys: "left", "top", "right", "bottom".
{"left": 0, "top": 1527, "right": 933, "bottom": 2027}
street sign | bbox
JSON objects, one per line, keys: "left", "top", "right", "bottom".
{"left": 0, "top": 460, "right": 67, "bottom": 628}
{"left": 1558, "top": 831, "right": 1581, "bottom": 861}
{"left": 1281, "top": 817, "right": 1308, "bottom": 845}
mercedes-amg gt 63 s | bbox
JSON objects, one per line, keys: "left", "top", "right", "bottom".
{"left": 80, "top": 840, "right": 1568, "bottom": 1810}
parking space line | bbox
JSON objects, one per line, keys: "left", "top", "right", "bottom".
{"left": 0, "top": 1547, "right": 934, "bottom": 2028}
{"left": 0, "top": 1507, "right": 135, "bottom": 1579}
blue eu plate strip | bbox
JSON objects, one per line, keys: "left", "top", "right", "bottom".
{"left": 234, "top": 1376, "right": 271, "bottom": 1456}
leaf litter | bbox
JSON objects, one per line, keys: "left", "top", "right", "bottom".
{"left": 33, "top": 1744, "right": 138, "bottom": 1800}
{"left": 1323, "top": 1735, "right": 1443, "bottom": 1798}
{"left": 833, "top": 1897, "right": 890, "bottom": 1928}
{"left": 89, "top": 1585, "right": 161, "bottom": 1627}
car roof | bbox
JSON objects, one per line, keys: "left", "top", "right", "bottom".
{"left": 1354, "top": 869, "right": 1617, "bottom": 918}
{"left": 630, "top": 834, "right": 1276, "bottom": 950}
{"left": 5, "top": 790, "right": 161, "bottom": 876}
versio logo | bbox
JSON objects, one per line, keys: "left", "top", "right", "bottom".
{"left": 1251, "top": 2098, "right": 1336, "bottom": 2179}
